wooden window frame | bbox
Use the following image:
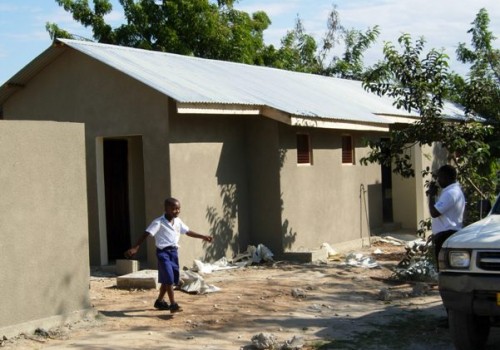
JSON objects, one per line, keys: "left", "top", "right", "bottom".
{"left": 342, "top": 135, "right": 354, "bottom": 164}
{"left": 297, "top": 133, "right": 312, "bottom": 165}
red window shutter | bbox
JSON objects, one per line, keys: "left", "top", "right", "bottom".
{"left": 297, "top": 134, "right": 311, "bottom": 164}
{"left": 342, "top": 135, "right": 353, "bottom": 164}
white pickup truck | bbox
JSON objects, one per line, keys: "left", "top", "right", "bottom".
{"left": 438, "top": 195, "right": 500, "bottom": 350}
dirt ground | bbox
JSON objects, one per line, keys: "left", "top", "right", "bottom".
{"left": 2, "top": 240, "right": 499, "bottom": 350}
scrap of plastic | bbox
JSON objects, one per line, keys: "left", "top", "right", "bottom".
{"left": 321, "top": 242, "right": 339, "bottom": 257}
{"left": 379, "top": 236, "right": 405, "bottom": 246}
{"left": 252, "top": 244, "right": 274, "bottom": 263}
{"left": 193, "top": 257, "right": 239, "bottom": 274}
{"left": 180, "top": 270, "right": 221, "bottom": 294}
{"left": 345, "top": 252, "right": 379, "bottom": 268}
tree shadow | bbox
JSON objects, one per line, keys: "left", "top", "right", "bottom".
{"left": 282, "top": 219, "right": 297, "bottom": 250}
{"left": 279, "top": 148, "right": 298, "bottom": 251}
{"left": 203, "top": 184, "right": 241, "bottom": 261}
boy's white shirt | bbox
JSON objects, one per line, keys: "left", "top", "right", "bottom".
{"left": 146, "top": 215, "right": 190, "bottom": 249}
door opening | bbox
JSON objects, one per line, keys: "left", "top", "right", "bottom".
{"left": 103, "top": 139, "right": 131, "bottom": 261}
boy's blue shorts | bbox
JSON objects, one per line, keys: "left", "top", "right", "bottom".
{"left": 156, "top": 247, "right": 179, "bottom": 285}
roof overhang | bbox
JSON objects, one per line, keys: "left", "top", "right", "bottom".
{"left": 377, "top": 114, "right": 420, "bottom": 124}
{"left": 176, "top": 102, "right": 390, "bottom": 132}
{"left": 290, "top": 116, "right": 389, "bottom": 131}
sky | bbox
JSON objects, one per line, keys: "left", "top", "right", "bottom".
{"left": 0, "top": 0, "right": 499, "bottom": 85}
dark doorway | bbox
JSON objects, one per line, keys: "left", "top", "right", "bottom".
{"left": 381, "top": 138, "right": 393, "bottom": 222}
{"left": 104, "top": 139, "right": 131, "bottom": 260}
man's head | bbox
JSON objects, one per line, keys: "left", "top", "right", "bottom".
{"left": 164, "top": 197, "right": 181, "bottom": 219}
{"left": 436, "top": 165, "right": 457, "bottom": 188}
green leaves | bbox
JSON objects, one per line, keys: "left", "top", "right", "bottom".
{"left": 48, "top": 0, "right": 271, "bottom": 64}
{"left": 360, "top": 21, "right": 498, "bottom": 223}
{"left": 455, "top": 8, "right": 499, "bottom": 123}
{"left": 364, "top": 35, "right": 449, "bottom": 116}
{"left": 328, "top": 25, "right": 380, "bottom": 79}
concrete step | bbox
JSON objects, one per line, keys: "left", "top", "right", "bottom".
{"left": 116, "top": 269, "right": 159, "bottom": 289}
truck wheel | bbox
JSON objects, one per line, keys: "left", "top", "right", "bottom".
{"left": 448, "top": 309, "right": 490, "bottom": 350}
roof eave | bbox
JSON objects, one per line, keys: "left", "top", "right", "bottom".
{"left": 177, "top": 102, "right": 390, "bottom": 131}
{"left": 0, "top": 41, "right": 67, "bottom": 106}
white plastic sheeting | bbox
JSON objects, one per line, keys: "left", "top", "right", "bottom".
{"left": 182, "top": 244, "right": 274, "bottom": 294}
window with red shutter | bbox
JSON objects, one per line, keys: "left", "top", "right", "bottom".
{"left": 297, "top": 133, "right": 312, "bottom": 165}
{"left": 342, "top": 135, "right": 354, "bottom": 164}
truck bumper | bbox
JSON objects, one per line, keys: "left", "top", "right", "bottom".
{"left": 439, "top": 273, "right": 500, "bottom": 316}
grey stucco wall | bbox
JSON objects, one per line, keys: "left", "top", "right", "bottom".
{"left": 245, "top": 118, "right": 283, "bottom": 253}
{"left": 169, "top": 112, "right": 387, "bottom": 260}
{"left": 0, "top": 120, "right": 91, "bottom": 337}
{"left": 168, "top": 113, "right": 252, "bottom": 266}
{"left": 278, "top": 126, "right": 384, "bottom": 252}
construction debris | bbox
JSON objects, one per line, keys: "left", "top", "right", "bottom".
{"left": 179, "top": 270, "right": 220, "bottom": 294}
{"left": 250, "top": 333, "right": 304, "bottom": 350}
{"left": 182, "top": 244, "right": 275, "bottom": 294}
{"left": 344, "top": 253, "right": 379, "bottom": 268}
{"left": 251, "top": 332, "right": 279, "bottom": 349}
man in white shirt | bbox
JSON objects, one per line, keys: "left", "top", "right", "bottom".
{"left": 426, "top": 165, "right": 465, "bottom": 269}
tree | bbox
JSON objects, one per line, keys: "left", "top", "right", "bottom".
{"left": 265, "top": 5, "right": 380, "bottom": 78}
{"left": 47, "top": 0, "right": 271, "bottom": 64}
{"left": 315, "top": 5, "right": 343, "bottom": 71}
{"left": 362, "top": 34, "right": 496, "bottom": 224}
{"left": 327, "top": 25, "right": 380, "bottom": 79}
{"left": 452, "top": 8, "right": 500, "bottom": 163}
{"left": 265, "top": 16, "right": 322, "bottom": 74}
{"left": 455, "top": 8, "right": 499, "bottom": 122}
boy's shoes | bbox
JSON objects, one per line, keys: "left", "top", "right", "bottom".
{"left": 154, "top": 299, "right": 170, "bottom": 310}
{"left": 170, "top": 302, "right": 183, "bottom": 313}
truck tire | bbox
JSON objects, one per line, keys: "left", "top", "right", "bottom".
{"left": 448, "top": 309, "right": 490, "bottom": 350}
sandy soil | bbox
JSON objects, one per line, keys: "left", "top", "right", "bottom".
{"left": 2, "top": 240, "right": 499, "bottom": 350}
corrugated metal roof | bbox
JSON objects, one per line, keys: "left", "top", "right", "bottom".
{"left": 1, "top": 39, "right": 466, "bottom": 125}
{"left": 58, "top": 39, "right": 402, "bottom": 125}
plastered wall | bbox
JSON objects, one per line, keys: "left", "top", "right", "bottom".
{"left": 0, "top": 120, "right": 92, "bottom": 338}
{"left": 278, "top": 126, "right": 384, "bottom": 252}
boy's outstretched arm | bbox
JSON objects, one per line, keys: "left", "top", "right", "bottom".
{"left": 124, "top": 231, "right": 149, "bottom": 258}
{"left": 186, "top": 231, "right": 213, "bottom": 243}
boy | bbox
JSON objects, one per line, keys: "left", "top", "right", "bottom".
{"left": 124, "top": 197, "right": 213, "bottom": 313}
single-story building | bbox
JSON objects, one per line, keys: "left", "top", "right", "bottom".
{"left": 0, "top": 39, "right": 463, "bottom": 268}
